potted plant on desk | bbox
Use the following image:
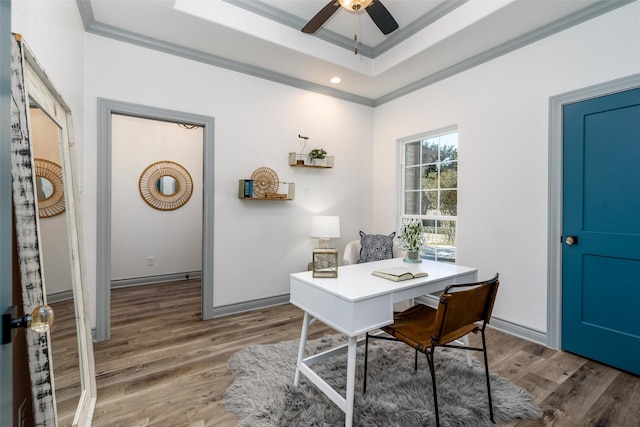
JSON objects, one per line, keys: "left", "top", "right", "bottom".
{"left": 308, "top": 148, "right": 327, "bottom": 166}
{"left": 398, "top": 218, "right": 425, "bottom": 263}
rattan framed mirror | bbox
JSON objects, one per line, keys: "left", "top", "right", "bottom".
{"left": 34, "top": 158, "right": 65, "bottom": 218}
{"left": 138, "top": 160, "right": 193, "bottom": 210}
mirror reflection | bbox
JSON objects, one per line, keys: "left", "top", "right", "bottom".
{"left": 30, "top": 104, "right": 81, "bottom": 426}
{"left": 157, "top": 175, "right": 178, "bottom": 195}
{"left": 34, "top": 157, "right": 65, "bottom": 218}
{"left": 36, "top": 176, "right": 54, "bottom": 199}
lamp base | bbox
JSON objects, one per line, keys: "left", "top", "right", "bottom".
{"left": 317, "top": 238, "right": 331, "bottom": 248}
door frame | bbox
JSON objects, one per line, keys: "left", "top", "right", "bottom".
{"left": 547, "top": 73, "right": 640, "bottom": 349}
{"left": 1, "top": 0, "right": 13, "bottom": 424}
{"left": 96, "top": 99, "right": 215, "bottom": 341}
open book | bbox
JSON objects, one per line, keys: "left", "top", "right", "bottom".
{"left": 371, "top": 267, "right": 429, "bottom": 282}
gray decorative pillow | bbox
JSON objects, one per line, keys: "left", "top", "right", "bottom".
{"left": 358, "top": 231, "right": 395, "bottom": 263}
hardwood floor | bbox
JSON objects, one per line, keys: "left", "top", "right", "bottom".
{"left": 54, "top": 280, "right": 640, "bottom": 426}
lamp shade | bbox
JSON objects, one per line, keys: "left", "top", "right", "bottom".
{"left": 310, "top": 216, "right": 341, "bottom": 239}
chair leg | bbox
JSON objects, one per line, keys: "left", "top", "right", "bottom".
{"left": 414, "top": 348, "right": 418, "bottom": 370}
{"left": 426, "top": 349, "right": 441, "bottom": 427}
{"left": 481, "top": 331, "right": 494, "bottom": 423}
{"left": 363, "top": 333, "right": 370, "bottom": 394}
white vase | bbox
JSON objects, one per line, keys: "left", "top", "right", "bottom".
{"left": 404, "top": 250, "right": 422, "bottom": 263}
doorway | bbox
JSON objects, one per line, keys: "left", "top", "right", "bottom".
{"left": 548, "top": 74, "right": 640, "bottom": 373}
{"left": 96, "top": 99, "right": 215, "bottom": 341}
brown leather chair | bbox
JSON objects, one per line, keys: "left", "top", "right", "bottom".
{"left": 364, "top": 273, "right": 500, "bottom": 426}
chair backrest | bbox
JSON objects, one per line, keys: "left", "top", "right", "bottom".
{"left": 431, "top": 274, "right": 500, "bottom": 345}
{"left": 342, "top": 240, "right": 362, "bottom": 265}
{"left": 342, "top": 239, "right": 406, "bottom": 265}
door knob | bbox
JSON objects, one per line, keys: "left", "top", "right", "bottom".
{"left": 2, "top": 305, "right": 54, "bottom": 345}
{"left": 565, "top": 236, "right": 578, "bottom": 246}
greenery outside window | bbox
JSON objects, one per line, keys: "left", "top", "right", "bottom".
{"left": 400, "top": 128, "right": 458, "bottom": 262}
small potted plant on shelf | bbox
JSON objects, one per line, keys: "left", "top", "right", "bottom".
{"left": 397, "top": 218, "right": 426, "bottom": 263}
{"left": 308, "top": 148, "right": 327, "bottom": 166}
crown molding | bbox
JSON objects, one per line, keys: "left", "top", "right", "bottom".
{"left": 374, "top": 0, "right": 636, "bottom": 106}
{"left": 76, "top": 0, "right": 634, "bottom": 107}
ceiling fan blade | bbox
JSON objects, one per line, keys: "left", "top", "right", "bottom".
{"left": 366, "top": 0, "right": 398, "bottom": 35}
{"left": 302, "top": 1, "right": 340, "bottom": 34}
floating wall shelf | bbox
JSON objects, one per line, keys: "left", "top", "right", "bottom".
{"left": 288, "top": 153, "right": 334, "bottom": 168}
{"left": 238, "top": 179, "right": 295, "bottom": 200}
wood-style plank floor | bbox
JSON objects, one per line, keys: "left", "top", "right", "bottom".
{"left": 53, "top": 280, "right": 640, "bottom": 426}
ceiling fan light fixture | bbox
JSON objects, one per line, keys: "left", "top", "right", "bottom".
{"left": 338, "top": 0, "right": 373, "bottom": 12}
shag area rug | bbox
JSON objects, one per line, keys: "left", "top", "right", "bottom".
{"left": 225, "top": 335, "right": 540, "bottom": 426}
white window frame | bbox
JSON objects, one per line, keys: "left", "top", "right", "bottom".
{"left": 397, "top": 126, "right": 458, "bottom": 262}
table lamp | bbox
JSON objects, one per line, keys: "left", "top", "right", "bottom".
{"left": 310, "top": 216, "right": 341, "bottom": 277}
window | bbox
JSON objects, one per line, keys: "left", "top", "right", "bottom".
{"left": 401, "top": 128, "right": 458, "bottom": 262}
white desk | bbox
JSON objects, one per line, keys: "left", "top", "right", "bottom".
{"left": 290, "top": 258, "right": 477, "bottom": 427}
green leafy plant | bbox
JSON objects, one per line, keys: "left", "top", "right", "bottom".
{"left": 397, "top": 218, "right": 426, "bottom": 252}
{"left": 308, "top": 148, "right": 327, "bottom": 159}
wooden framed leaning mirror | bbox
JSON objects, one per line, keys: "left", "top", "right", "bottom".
{"left": 11, "top": 34, "right": 96, "bottom": 426}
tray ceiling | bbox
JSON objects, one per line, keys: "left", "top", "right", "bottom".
{"left": 80, "top": 0, "right": 632, "bottom": 105}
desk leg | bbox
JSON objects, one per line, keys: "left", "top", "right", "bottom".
{"left": 463, "top": 335, "right": 472, "bottom": 367}
{"left": 344, "top": 336, "right": 357, "bottom": 427}
{"left": 294, "top": 311, "right": 311, "bottom": 387}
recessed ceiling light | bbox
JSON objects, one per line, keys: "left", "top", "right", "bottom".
{"left": 330, "top": 77, "right": 342, "bottom": 84}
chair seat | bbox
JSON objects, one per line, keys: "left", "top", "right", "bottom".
{"left": 365, "top": 274, "right": 500, "bottom": 427}
{"left": 382, "top": 304, "right": 479, "bottom": 352}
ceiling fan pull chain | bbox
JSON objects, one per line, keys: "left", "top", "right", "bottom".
{"left": 354, "top": 12, "right": 359, "bottom": 54}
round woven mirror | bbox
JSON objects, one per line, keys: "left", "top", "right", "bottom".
{"left": 34, "top": 158, "right": 66, "bottom": 218}
{"left": 139, "top": 160, "right": 193, "bottom": 210}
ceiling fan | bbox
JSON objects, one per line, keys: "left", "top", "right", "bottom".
{"left": 302, "top": 0, "right": 399, "bottom": 35}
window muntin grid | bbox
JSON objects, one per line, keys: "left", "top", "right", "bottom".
{"left": 401, "top": 130, "right": 458, "bottom": 262}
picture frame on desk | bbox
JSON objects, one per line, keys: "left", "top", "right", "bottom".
{"left": 312, "top": 248, "right": 338, "bottom": 278}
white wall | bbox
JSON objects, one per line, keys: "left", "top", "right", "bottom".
{"left": 373, "top": 1, "right": 640, "bottom": 333}
{"left": 11, "top": 0, "right": 85, "bottom": 163}
{"left": 13, "top": 0, "right": 639, "bottom": 336}
{"left": 83, "top": 35, "right": 375, "bottom": 315}
{"left": 111, "top": 115, "right": 203, "bottom": 281}
{"left": 11, "top": 0, "right": 85, "bottom": 299}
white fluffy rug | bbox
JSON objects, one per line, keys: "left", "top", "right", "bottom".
{"left": 225, "top": 335, "right": 540, "bottom": 426}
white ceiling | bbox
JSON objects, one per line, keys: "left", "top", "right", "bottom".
{"left": 79, "top": 0, "right": 632, "bottom": 105}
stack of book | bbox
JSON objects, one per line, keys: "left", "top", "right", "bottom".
{"left": 238, "top": 179, "right": 253, "bottom": 198}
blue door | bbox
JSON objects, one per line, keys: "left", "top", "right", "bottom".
{"left": 562, "top": 87, "right": 640, "bottom": 375}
